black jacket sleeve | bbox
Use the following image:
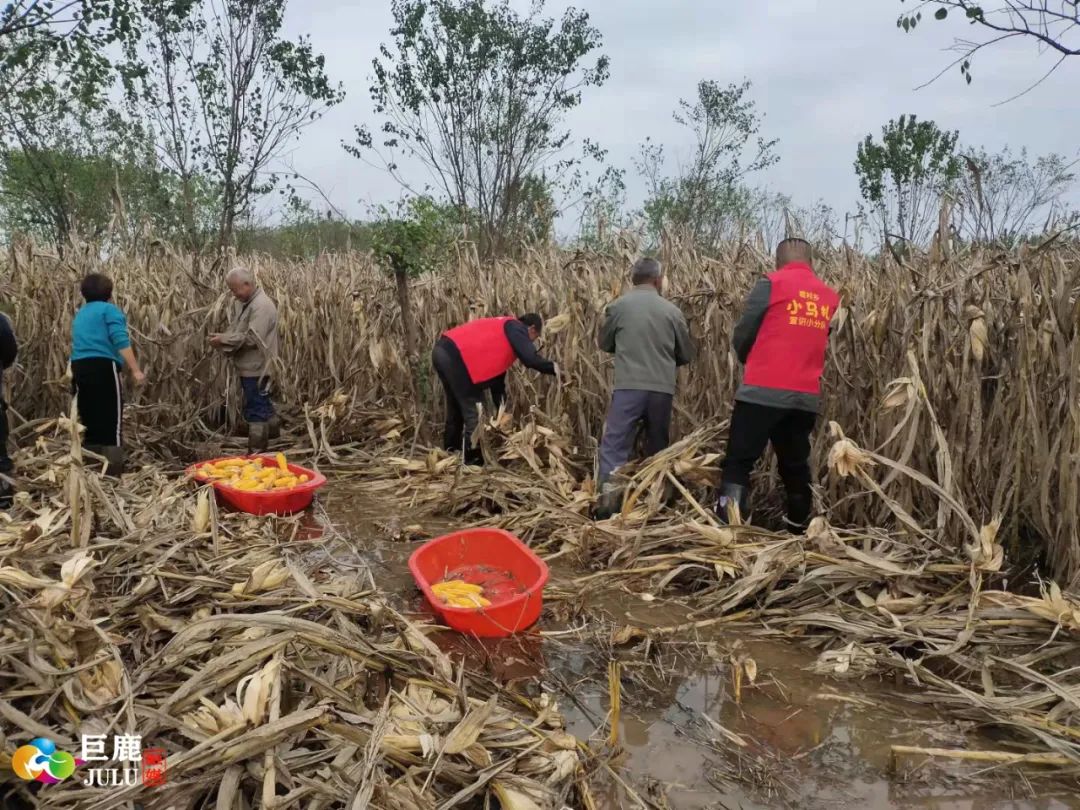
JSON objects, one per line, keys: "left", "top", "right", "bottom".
{"left": 504, "top": 320, "right": 556, "bottom": 375}
{"left": 0, "top": 314, "right": 17, "bottom": 370}
{"left": 731, "top": 278, "right": 771, "bottom": 364}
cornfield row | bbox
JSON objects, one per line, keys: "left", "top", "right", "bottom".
{"left": 2, "top": 237, "right": 1078, "bottom": 581}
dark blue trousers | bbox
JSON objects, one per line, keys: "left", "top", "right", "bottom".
{"left": 598, "top": 389, "right": 674, "bottom": 484}
{"left": 240, "top": 376, "right": 275, "bottom": 422}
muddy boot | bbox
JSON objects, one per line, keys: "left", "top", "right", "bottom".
{"left": 463, "top": 444, "right": 484, "bottom": 468}
{"left": 248, "top": 422, "right": 269, "bottom": 455}
{"left": 593, "top": 481, "right": 623, "bottom": 521}
{"left": 0, "top": 457, "right": 13, "bottom": 510}
{"left": 83, "top": 444, "right": 105, "bottom": 470}
{"left": 267, "top": 415, "right": 282, "bottom": 440}
{"left": 715, "top": 482, "right": 751, "bottom": 525}
{"left": 784, "top": 490, "right": 812, "bottom": 535}
{"left": 102, "top": 446, "right": 125, "bottom": 477}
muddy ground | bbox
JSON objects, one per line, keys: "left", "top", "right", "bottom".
{"left": 290, "top": 480, "right": 1080, "bottom": 810}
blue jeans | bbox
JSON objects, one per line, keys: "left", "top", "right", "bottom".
{"left": 240, "top": 376, "right": 275, "bottom": 423}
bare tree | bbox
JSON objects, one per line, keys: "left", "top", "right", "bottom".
{"left": 131, "top": 0, "right": 342, "bottom": 254}
{"left": 954, "top": 146, "right": 1077, "bottom": 245}
{"left": 135, "top": 4, "right": 210, "bottom": 258}
{"left": 636, "top": 80, "right": 779, "bottom": 252}
{"left": 349, "top": 0, "right": 609, "bottom": 257}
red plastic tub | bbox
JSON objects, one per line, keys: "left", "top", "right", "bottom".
{"left": 186, "top": 455, "right": 327, "bottom": 516}
{"left": 409, "top": 528, "right": 549, "bottom": 638}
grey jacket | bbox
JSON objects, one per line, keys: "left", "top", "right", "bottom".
{"left": 217, "top": 288, "right": 279, "bottom": 378}
{"left": 731, "top": 277, "right": 829, "bottom": 413}
{"left": 599, "top": 285, "right": 694, "bottom": 395}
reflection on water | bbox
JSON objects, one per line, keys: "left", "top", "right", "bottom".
{"left": 292, "top": 482, "right": 1080, "bottom": 810}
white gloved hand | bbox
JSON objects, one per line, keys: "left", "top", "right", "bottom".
{"left": 552, "top": 363, "right": 564, "bottom": 388}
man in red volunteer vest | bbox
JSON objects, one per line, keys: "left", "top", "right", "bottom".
{"left": 716, "top": 238, "right": 839, "bottom": 532}
{"left": 432, "top": 313, "right": 559, "bottom": 465}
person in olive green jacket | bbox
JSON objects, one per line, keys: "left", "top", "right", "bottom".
{"left": 595, "top": 257, "right": 694, "bottom": 517}
{"left": 209, "top": 266, "right": 280, "bottom": 452}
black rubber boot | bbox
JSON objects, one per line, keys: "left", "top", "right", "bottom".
{"left": 102, "top": 446, "right": 125, "bottom": 477}
{"left": 715, "top": 482, "right": 751, "bottom": 525}
{"left": 267, "top": 416, "right": 282, "bottom": 440}
{"left": 592, "top": 483, "right": 622, "bottom": 521}
{"left": 248, "top": 422, "right": 269, "bottom": 454}
{"left": 463, "top": 445, "right": 484, "bottom": 467}
{"left": 784, "top": 490, "right": 812, "bottom": 535}
{"left": 0, "top": 456, "right": 14, "bottom": 510}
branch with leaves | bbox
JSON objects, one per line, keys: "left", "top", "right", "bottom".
{"left": 898, "top": 1, "right": 1079, "bottom": 87}
{"left": 347, "top": 0, "right": 609, "bottom": 257}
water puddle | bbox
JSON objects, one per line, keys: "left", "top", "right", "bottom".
{"left": 286, "top": 484, "right": 1080, "bottom": 809}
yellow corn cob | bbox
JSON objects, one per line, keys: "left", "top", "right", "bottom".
{"left": 276, "top": 452, "right": 288, "bottom": 472}
{"left": 432, "top": 580, "right": 484, "bottom": 595}
{"left": 298, "top": 474, "right": 310, "bottom": 484}
{"left": 444, "top": 593, "right": 491, "bottom": 608}
{"left": 273, "top": 477, "right": 298, "bottom": 489}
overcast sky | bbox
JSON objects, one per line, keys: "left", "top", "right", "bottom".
{"left": 281, "top": 1, "right": 1080, "bottom": 232}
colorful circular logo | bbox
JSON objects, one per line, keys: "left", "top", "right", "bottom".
{"left": 12, "top": 738, "right": 78, "bottom": 783}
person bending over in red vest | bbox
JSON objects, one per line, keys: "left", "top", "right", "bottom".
{"left": 716, "top": 238, "right": 839, "bottom": 532}
{"left": 432, "top": 313, "right": 559, "bottom": 465}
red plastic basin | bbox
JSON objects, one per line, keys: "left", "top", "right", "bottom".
{"left": 409, "top": 528, "right": 549, "bottom": 638}
{"left": 186, "top": 455, "right": 327, "bottom": 516}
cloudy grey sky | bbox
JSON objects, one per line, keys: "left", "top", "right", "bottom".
{"left": 282, "top": 1, "right": 1079, "bottom": 231}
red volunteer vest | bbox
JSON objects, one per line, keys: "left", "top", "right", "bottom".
{"left": 742, "top": 263, "right": 839, "bottom": 394}
{"left": 443, "top": 316, "right": 516, "bottom": 384}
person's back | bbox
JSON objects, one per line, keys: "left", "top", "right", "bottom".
{"left": 72, "top": 300, "right": 129, "bottom": 365}
{"left": 604, "top": 287, "right": 692, "bottom": 395}
{"left": 740, "top": 262, "right": 839, "bottom": 403}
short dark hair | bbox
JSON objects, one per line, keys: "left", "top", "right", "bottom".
{"left": 80, "top": 273, "right": 114, "bottom": 303}
{"left": 630, "top": 257, "right": 662, "bottom": 285}
{"left": 518, "top": 313, "right": 543, "bottom": 335}
{"left": 776, "top": 238, "right": 813, "bottom": 268}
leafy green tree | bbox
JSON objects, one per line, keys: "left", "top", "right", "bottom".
{"left": 349, "top": 0, "right": 609, "bottom": 257}
{"left": 636, "top": 79, "right": 778, "bottom": 251}
{"left": 128, "top": 0, "right": 343, "bottom": 255}
{"left": 370, "top": 197, "right": 456, "bottom": 385}
{"left": 0, "top": 3, "right": 183, "bottom": 253}
{"left": 0, "top": 105, "right": 218, "bottom": 249}
{"left": 896, "top": 2, "right": 1079, "bottom": 85}
{"left": 0, "top": 1, "right": 144, "bottom": 113}
{"left": 234, "top": 198, "right": 372, "bottom": 258}
{"left": 855, "top": 115, "right": 961, "bottom": 246}
{"left": 954, "top": 145, "right": 1076, "bottom": 246}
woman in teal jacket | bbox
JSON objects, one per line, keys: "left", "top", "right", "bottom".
{"left": 71, "top": 274, "right": 146, "bottom": 472}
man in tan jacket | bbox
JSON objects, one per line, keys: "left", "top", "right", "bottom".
{"left": 209, "top": 266, "right": 279, "bottom": 452}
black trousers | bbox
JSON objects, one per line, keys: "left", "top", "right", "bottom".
{"left": 431, "top": 338, "right": 503, "bottom": 464}
{"left": 0, "top": 376, "right": 10, "bottom": 472}
{"left": 72, "top": 358, "right": 124, "bottom": 447}
{"left": 720, "top": 401, "right": 816, "bottom": 499}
